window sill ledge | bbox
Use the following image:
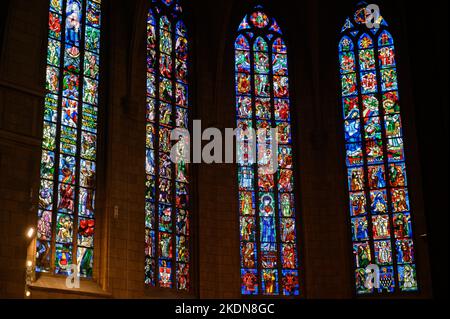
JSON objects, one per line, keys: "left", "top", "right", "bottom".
{"left": 29, "top": 274, "right": 112, "bottom": 298}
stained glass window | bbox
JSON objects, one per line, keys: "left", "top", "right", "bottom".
{"left": 145, "top": 0, "right": 190, "bottom": 291}
{"left": 36, "top": 0, "right": 102, "bottom": 278}
{"left": 236, "top": 6, "right": 300, "bottom": 296}
{"left": 339, "top": 5, "right": 419, "bottom": 294}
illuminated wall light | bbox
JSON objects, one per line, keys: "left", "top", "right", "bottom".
{"left": 25, "top": 291, "right": 31, "bottom": 297}
{"left": 26, "top": 227, "right": 35, "bottom": 239}
{"left": 26, "top": 260, "right": 33, "bottom": 268}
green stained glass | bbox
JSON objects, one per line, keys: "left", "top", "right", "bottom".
{"left": 236, "top": 6, "right": 300, "bottom": 297}
{"left": 339, "top": 5, "right": 418, "bottom": 294}
{"left": 36, "top": 0, "right": 102, "bottom": 278}
{"left": 145, "top": 1, "right": 191, "bottom": 291}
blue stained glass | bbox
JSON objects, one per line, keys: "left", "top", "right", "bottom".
{"left": 349, "top": 192, "right": 366, "bottom": 216}
{"left": 261, "top": 243, "right": 277, "bottom": 268}
{"left": 340, "top": 6, "right": 419, "bottom": 295}
{"left": 273, "top": 53, "right": 288, "bottom": 75}
{"left": 391, "top": 188, "right": 410, "bottom": 213}
{"left": 238, "top": 15, "right": 250, "bottom": 31}
{"left": 77, "top": 247, "right": 93, "bottom": 277}
{"left": 340, "top": 51, "right": 356, "bottom": 74}
{"left": 341, "top": 73, "right": 357, "bottom": 96}
{"left": 65, "top": 0, "right": 83, "bottom": 47}
{"left": 370, "top": 190, "right": 388, "bottom": 214}
{"left": 393, "top": 213, "right": 413, "bottom": 238}
{"left": 145, "top": 257, "right": 156, "bottom": 286}
{"left": 351, "top": 217, "right": 369, "bottom": 241}
{"left": 238, "top": 166, "right": 254, "bottom": 191}
{"left": 339, "top": 36, "right": 354, "bottom": 52}
{"left": 36, "top": 240, "right": 51, "bottom": 272}
{"left": 358, "top": 33, "right": 373, "bottom": 49}
{"left": 272, "top": 38, "right": 287, "bottom": 53}
{"left": 378, "top": 266, "right": 395, "bottom": 293}
{"left": 84, "top": 51, "right": 100, "bottom": 79}
{"left": 341, "top": 17, "right": 354, "bottom": 33}
{"left": 395, "top": 239, "right": 415, "bottom": 264}
{"left": 160, "top": 15, "right": 172, "bottom": 31}
{"left": 85, "top": 25, "right": 101, "bottom": 54}
{"left": 55, "top": 243, "right": 73, "bottom": 274}
{"left": 64, "top": 45, "right": 81, "bottom": 73}
{"left": 86, "top": 0, "right": 101, "bottom": 28}
{"left": 47, "top": 39, "right": 61, "bottom": 67}
{"left": 39, "top": 180, "right": 54, "bottom": 211}
{"left": 235, "top": 35, "right": 250, "bottom": 51}
{"left": 360, "top": 71, "right": 378, "bottom": 94}
{"left": 260, "top": 217, "right": 276, "bottom": 243}
{"left": 59, "top": 154, "right": 76, "bottom": 184}
{"left": 348, "top": 167, "right": 364, "bottom": 192}
{"left": 253, "top": 36, "right": 268, "bottom": 52}
{"left": 378, "top": 30, "right": 394, "bottom": 47}
{"left": 45, "top": 94, "right": 59, "bottom": 123}
{"left": 344, "top": 119, "right": 361, "bottom": 143}
{"left": 36, "top": 0, "right": 102, "bottom": 278}
{"left": 240, "top": 217, "right": 255, "bottom": 241}
{"left": 359, "top": 49, "right": 375, "bottom": 71}
{"left": 159, "top": 205, "right": 172, "bottom": 233}
{"left": 62, "top": 71, "right": 79, "bottom": 99}
{"left": 61, "top": 98, "right": 78, "bottom": 127}
{"left": 387, "top": 137, "right": 405, "bottom": 162}
{"left": 346, "top": 143, "right": 363, "bottom": 166}
{"left": 343, "top": 96, "right": 359, "bottom": 119}
{"left": 355, "top": 267, "right": 373, "bottom": 294}
{"left": 145, "top": 0, "right": 190, "bottom": 291}
{"left": 364, "top": 117, "right": 382, "bottom": 140}
{"left": 237, "top": 7, "right": 300, "bottom": 297}
{"left": 398, "top": 264, "right": 418, "bottom": 291}
{"left": 49, "top": 12, "right": 62, "bottom": 40}
{"left": 46, "top": 66, "right": 60, "bottom": 93}
{"left": 261, "top": 270, "right": 279, "bottom": 295}
{"left": 379, "top": 46, "right": 396, "bottom": 68}
{"left": 176, "top": 20, "right": 187, "bottom": 37}
{"left": 281, "top": 243, "right": 298, "bottom": 269}
{"left": 381, "top": 68, "right": 398, "bottom": 91}
{"left": 50, "top": 0, "right": 63, "bottom": 14}
{"left": 148, "top": 9, "right": 156, "bottom": 26}
{"left": 269, "top": 19, "right": 282, "bottom": 34}
{"left": 241, "top": 269, "right": 258, "bottom": 295}
{"left": 282, "top": 270, "right": 299, "bottom": 296}
{"left": 60, "top": 125, "right": 77, "bottom": 156}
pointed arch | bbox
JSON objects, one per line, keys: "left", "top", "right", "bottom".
{"left": 235, "top": 5, "right": 300, "bottom": 297}
{"left": 339, "top": 3, "right": 419, "bottom": 294}
{"left": 36, "top": 0, "right": 103, "bottom": 278}
{"left": 144, "top": 0, "right": 191, "bottom": 291}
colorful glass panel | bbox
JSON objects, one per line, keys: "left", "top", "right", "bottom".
{"left": 145, "top": 0, "right": 190, "bottom": 292}
{"left": 339, "top": 5, "right": 418, "bottom": 294}
{"left": 36, "top": 0, "right": 102, "bottom": 278}
{"left": 236, "top": 6, "right": 300, "bottom": 297}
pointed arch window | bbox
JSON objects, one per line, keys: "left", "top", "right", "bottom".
{"left": 339, "top": 4, "right": 419, "bottom": 294}
{"left": 145, "top": 0, "right": 191, "bottom": 291}
{"left": 235, "top": 6, "right": 300, "bottom": 296}
{"left": 36, "top": 0, "right": 102, "bottom": 277}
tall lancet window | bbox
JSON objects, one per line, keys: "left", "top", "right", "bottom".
{"left": 145, "top": 0, "right": 190, "bottom": 291}
{"left": 339, "top": 4, "right": 419, "bottom": 294}
{"left": 36, "top": 0, "right": 102, "bottom": 278}
{"left": 235, "top": 6, "right": 300, "bottom": 296}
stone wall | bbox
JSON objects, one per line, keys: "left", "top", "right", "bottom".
{"left": 0, "top": 0, "right": 444, "bottom": 299}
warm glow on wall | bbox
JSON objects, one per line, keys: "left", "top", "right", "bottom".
{"left": 26, "top": 227, "right": 35, "bottom": 239}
